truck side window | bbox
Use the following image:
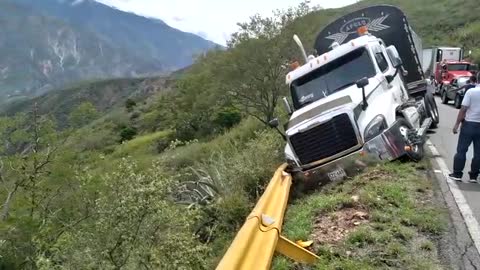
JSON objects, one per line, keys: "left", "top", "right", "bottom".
{"left": 374, "top": 52, "right": 389, "bottom": 72}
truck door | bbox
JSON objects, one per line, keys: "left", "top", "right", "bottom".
{"left": 371, "top": 44, "right": 391, "bottom": 87}
{"left": 372, "top": 44, "right": 408, "bottom": 104}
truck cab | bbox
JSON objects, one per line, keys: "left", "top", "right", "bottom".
{"left": 280, "top": 5, "right": 439, "bottom": 186}
{"left": 436, "top": 61, "right": 474, "bottom": 91}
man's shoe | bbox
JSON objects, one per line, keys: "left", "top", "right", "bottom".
{"left": 448, "top": 173, "right": 462, "bottom": 181}
{"left": 469, "top": 178, "right": 479, "bottom": 183}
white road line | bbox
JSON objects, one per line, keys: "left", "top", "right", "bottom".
{"left": 426, "top": 140, "right": 480, "bottom": 253}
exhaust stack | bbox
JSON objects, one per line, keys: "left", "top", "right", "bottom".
{"left": 293, "top": 35, "right": 308, "bottom": 64}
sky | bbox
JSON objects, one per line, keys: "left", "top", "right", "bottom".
{"left": 96, "top": 0, "right": 357, "bottom": 45}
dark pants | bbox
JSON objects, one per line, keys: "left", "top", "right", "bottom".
{"left": 453, "top": 121, "right": 480, "bottom": 179}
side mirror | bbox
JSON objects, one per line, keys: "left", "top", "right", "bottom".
{"left": 268, "top": 118, "right": 279, "bottom": 128}
{"left": 282, "top": 97, "right": 293, "bottom": 115}
{"left": 356, "top": 77, "right": 369, "bottom": 88}
{"left": 386, "top": 45, "right": 403, "bottom": 68}
{"left": 356, "top": 77, "right": 369, "bottom": 111}
{"left": 386, "top": 75, "right": 394, "bottom": 84}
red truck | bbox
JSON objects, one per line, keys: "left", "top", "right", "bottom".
{"left": 435, "top": 60, "right": 477, "bottom": 95}
{"left": 422, "top": 47, "right": 478, "bottom": 95}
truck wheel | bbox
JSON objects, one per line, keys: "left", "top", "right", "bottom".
{"left": 424, "top": 92, "right": 439, "bottom": 129}
{"left": 455, "top": 95, "right": 462, "bottom": 109}
{"left": 398, "top": 118, "right": 424, "bottom": 162}
{"left": 441, "top": 90, "right": 449, "bottom": 104}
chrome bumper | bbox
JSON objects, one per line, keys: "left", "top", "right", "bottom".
{"left": 292, "top": 121, "right": 407, "bottom": 189}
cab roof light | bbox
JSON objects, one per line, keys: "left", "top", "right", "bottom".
{"left": 357, "top": 26, "right": 369, "bottom": 36}
{"left": 289, "top": 61, "right": 300, "bottom": 71}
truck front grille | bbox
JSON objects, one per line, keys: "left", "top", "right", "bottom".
{"left": 289, "top": 113, "right": 359, "bottom": 165}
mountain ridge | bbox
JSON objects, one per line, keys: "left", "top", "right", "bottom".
{"left": 0, "top": 0, "right": 217, "bottom": 103}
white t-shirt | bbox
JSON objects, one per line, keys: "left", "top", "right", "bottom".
{"left": 462, "top": 86, "right": 480, "bottom": 123}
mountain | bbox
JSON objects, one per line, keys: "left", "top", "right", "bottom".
{"left": 0, "top": 0, "right": 217, "bottom": 103}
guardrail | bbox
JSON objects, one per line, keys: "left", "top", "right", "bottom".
{"left": 216, "top": 164, "right": 319, "bottom": 270}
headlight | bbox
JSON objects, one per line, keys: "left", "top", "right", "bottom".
{"left": 364, "top": 115, "right": 388, "bottom": 142}
{"left": 284, "top": 144, "right": 298, "bottom": 167}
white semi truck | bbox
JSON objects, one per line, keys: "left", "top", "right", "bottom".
{"left": 273, "top": 5, "right": 440, "bottom": 185}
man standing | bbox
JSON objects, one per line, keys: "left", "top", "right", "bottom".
{"left": 463, "top": 76, "right": 478, "bottom": 94}
{"left": 449, "top": 80, "right": 480, "bottom": 182}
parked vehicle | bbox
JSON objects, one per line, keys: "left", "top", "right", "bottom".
{"left": 272, "top": 5, "right": 439, "bottom": 185}
{"left": 422, "top": 47, "right": 464, "bottom": 79}
{"left": 422, "top": 47, "right": 476, "bottom": 95}
{"left": 441, "top": 76, "right": 471, "bottom": 108}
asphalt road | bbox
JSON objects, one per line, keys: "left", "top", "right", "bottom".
{"left": 429, "top": 96, "right": 480, "bottom": 226}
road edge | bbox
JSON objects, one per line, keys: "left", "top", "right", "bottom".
{"left": 426, "top": 139, "right": 480, "bottom": 269}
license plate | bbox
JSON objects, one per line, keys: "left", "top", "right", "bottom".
{"left": 327, "top": 167, "right": 347, "bottom": 182}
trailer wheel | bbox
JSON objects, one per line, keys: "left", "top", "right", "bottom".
{"left": 424, "top": 92, "right": 439, "bottom": 129}
{"left": 398, "top": 117, "right": 424, "bottom": 162}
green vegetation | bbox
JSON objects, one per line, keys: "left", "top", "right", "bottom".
{"left": 273, "top": 162, "right": 447, "bottom": 269}
{"left": 1, "top": 0, "right": 474, "bottom": 268}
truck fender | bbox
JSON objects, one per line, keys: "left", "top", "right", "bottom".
{"left": 396, "top": 106, "right": 420, "bottom": 129}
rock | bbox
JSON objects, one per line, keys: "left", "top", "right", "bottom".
{"left": 353, "top": 211, "right": 369, "bottom": 219}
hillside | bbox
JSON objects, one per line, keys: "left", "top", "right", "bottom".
{"left": 0, "top": 0, "right": 216, "bottom": 102}
{"left": 287, "top": 0, "right": 480, "bottom": 57}
{"left": 2, "top": 76, "right": 173, "bottom": 128}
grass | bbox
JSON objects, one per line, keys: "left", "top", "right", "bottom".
{"left": 112, "top": 130, "right": 172, "bottom": 158}
{"left": 272, "top": 162, "right": 447, "bottom": 269}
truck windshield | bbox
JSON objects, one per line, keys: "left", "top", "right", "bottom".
{"left": 468, "top": 64, "right": 478, "bottom": 72}
{"left": 448, "top": 64, "right": 469, "bottom": 71}
{"left": 290, "top": 48, "right": 376, "bottom": 109}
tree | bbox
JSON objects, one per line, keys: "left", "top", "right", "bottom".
{"left": 69, "top": 101, "right": 99, "bottom": 128}
{"left": 125, "top": 98, "right": 137, "bottom": 113}
{"left": 0, "top": 104, "right": 60, "bottom": 221}
{"left": 218, "top": 2, "right": 312, "bottom": 125}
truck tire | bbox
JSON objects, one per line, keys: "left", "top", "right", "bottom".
{"left": 455, "top": 95, "right": 462, "bottom": 109}
{"left": 397, "top": 117, "right": 424, "bottom": 162}
{"left": 441, "top": 90, "right": 449, "bottom": 104}
{"left": 424, "top": 92, "right": 439, "bottom": 129}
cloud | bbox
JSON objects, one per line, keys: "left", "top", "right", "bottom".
{"left": 172, "top": 16, "right": 184, "bottom": 22}
{"left": 71, "top": 0, "right": 86, "bottom": 6}
{"left": 95, "top": 0, "right": 358, "bottom": 45}
{"left": 196, "top": 31, "right": 209, "bottom": 39}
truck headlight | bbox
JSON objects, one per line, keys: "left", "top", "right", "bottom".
{"left": 364, "top": 115, "right": 388, "bottom": 142}
{"left": 284, "top": 144, "right": 298, "bottom": 167}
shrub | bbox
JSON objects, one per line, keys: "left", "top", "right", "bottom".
{"left": 171, "top": 127, "right": 284, "bottom": 264}
{"left": 119, "top": 126, "right": 137, "bottom": 142}
{"left": 125, "top": 98, "right": 137, "bottom": 112}
{"left": 74, "top": 127, "right": 119, "bottom": 151}
{"left": 214, "top": 107, "right": 242, "bottom": 129}
{"left": 36, "top": 160, "right": 211, "bottom": 269}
